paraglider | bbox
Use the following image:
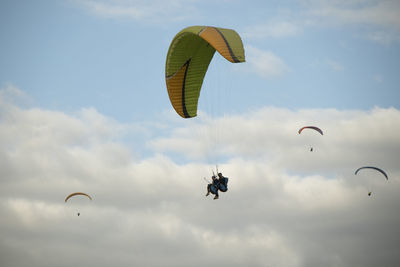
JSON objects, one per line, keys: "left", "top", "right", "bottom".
{"left": 298, "top": 126, "right": 323, "bottom": 135}
{"left": 298, "top": 126, "right": 323, "bottom": 151}
{"left": 166, "top": 26, "right": 244, "bottom": 196}
{"left": 354, "top": 166, "right": 388, "bottom": 196}
{"left": 165, "top": 25, "right": 245, "bottom": 118}
{"left": 65, "top": 192, "right": 92, "bottom": 216}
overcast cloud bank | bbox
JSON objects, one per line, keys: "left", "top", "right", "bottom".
{"left": 1, "top": 87, "right": 399, "bottom": 267}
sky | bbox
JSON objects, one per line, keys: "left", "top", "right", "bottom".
{"left": 1, "top": 1, "right": 400, "bottom": 267}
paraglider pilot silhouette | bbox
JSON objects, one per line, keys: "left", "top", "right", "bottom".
{"left": 206, "top": 173, "right": 229, "bottom": 200}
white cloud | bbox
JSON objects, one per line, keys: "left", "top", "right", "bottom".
{"left": 301, "top": 0, "right": 400, "bottom": 44}
{"left": 152, "top": 106, "right": 400, "bottom": 177}
{"left": 75, "top": 0, "right": 199, "bottom": 23}
{"left": 309, "top": 59, "right": 345, "bottom": 72}
{"left": 326, "top": 59, "right": 344, "bottom": 71}
{"left": 0, "top": 83, "right": 32, "bottom": 109}
{"left": 1, "top": 87, "right": 400, "bottom": 267}
{"left": 367, "top": 30, "right": 400, "bottom": 45}
{"left": 243, "top": 20, "right": 302, "bottom": 39}
{"left": 239, "top": 45, "right": 289, "bottom": 78}
{"left": 303, "top": 0, "right": 400, "bottom": 30}
{"left": 73, "top": 0, "right": 400, "bottom": 46}
{"left": 244, "top": 0, "right": 400, "bottom": 44}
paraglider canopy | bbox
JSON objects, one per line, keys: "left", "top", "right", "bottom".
{"left": 165, "top": 25, "right": 245, "bottom": 118}
{"left": 355, "top": 166, "right": 388, "bottom": 180}
{"left": 298, "top": 126, "right": 323, "bottom": 135}
{"left": 65, "top": 192, "right": 92, "bottom": 202}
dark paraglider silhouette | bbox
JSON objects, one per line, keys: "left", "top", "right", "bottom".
{"left": 355, "top": 166, "right": 388, "bottom": 196}
{"left": 65, "top": 192, "right": 92, "bottom": 216}
{"left": 298, "top": 126, "right": 323, "bottom": 152}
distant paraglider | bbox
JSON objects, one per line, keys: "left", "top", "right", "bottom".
{"left": 298, "top": 126, "right": 323, "bottom": 151}
{"left": 65, "top": 192, "right": 92, "bottom": 216}
{"left": 355, "top": 166, "right": 388, "bottom": 196}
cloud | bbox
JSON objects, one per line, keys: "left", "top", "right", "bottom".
{"left": 302, "top": 0, "right": 400, "bottom": 30}
{"left": 0, "top": 83, "right": 32, "bottom": 109}
{"left": 243, "top": 0, "right": 400, "bottom": 44}
{"left": 367, "top": 30, "right": 400, "bottom": 45}
{"left": 239, "top": 45, "right": 289, "bottom": 78}
{"left": 310, "top": 59, "right": 345, "bottom": 72}
{"left": 301, "top": 0, "right": 400, "bottom": 44}
{"left": 243, "top": 20, "right": 302, "bottom": 39}
{"left": 75, "top": 0, "right": 199, "bottom": 23}
{"left": 326, "top": 59, "right": 344, "bottom": 71}
{"left": 1, "top": 88, "right": 400, "bottom": 267}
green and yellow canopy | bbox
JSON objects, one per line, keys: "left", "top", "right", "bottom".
{"left": 165, "top": 26, "right": 245, "bottom": 118}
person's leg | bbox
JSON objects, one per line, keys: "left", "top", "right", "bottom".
{"left": 214, "top": 191, "right": 219, "bottom": 200}
{"left": 206, "top": 184, "right": 211, "bottom": 196}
